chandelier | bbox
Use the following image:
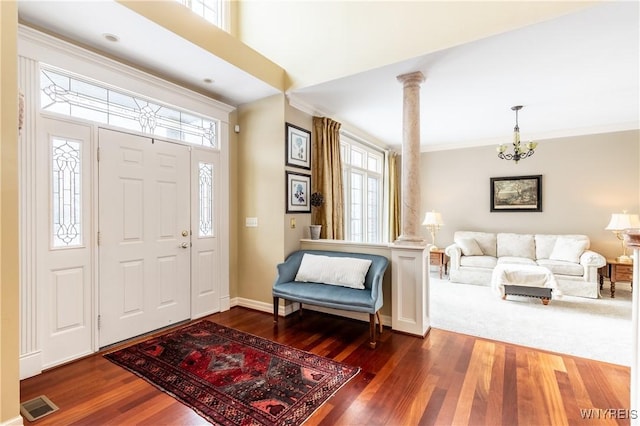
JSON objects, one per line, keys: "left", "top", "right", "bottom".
{"left": 497, "top": 105, "right": 538, "bottom": 163}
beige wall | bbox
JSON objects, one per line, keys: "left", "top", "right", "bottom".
{"left": 420, "top": 130, "right": 640, "bottom": 259}
{"left": 237, "top": 1, "right": 598, "bottom": 89}
{"left": 235, "top": 97, "right": 316, "bottom": 304}
{"left": 236, "top": 94, "right": 287, "bottom": 303}
{"left": 284, "top": 104, "right": 313, "bottom": 255}
{"left": 0, "top": 0, "right": 21, "bottom": 422}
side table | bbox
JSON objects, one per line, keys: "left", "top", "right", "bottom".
{"left": 429, "top": 249, "right": 449, "bottom": 279}
{"left": 598, "top": 258, "right": 633, "bottom": 298}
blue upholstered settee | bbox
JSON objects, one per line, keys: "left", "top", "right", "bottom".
{"left": 272, "top": 250, "right": 389, "bottom": 348}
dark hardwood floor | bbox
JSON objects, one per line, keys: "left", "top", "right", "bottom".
{"left": 20, "top": 307, "right": 630, "bottom": 425}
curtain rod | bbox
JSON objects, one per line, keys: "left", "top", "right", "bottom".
{"left": 339, "top": 129, "right": 389, "bottom": 154}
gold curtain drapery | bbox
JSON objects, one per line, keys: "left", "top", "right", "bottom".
{"left": 312, "top": 116, "right": 344, "bottom": 239}
{"left": 387, "top": 151, "right": 401, "bottom": 242}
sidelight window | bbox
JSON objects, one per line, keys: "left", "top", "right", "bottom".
{"left": 51, "top": 138, "right": 82, "bottom": 247}
{"left": 198, "top": 162, "right": 214, "bottom": 237}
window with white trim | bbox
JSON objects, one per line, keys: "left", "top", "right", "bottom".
{"left": 40, "top": 66, "right": 219, "bottom": 148}
{"left": 175, "top": 0, "right": 227, "bottom": 31}
{"left": 341, "top": 135, "right": 384, "bottom": 243}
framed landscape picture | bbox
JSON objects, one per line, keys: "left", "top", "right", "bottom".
{"left": 490, "top": 175, "right": 542, "bottom": 212}
{"left": 286, "top": 123, "right": 311, "bottom": 169}
{"left": 286, "top": 171, "right": 311, "bottom": 213}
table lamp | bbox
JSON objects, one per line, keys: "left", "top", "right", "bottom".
{"left": 423, "top": 210, "right": 444, "bottom": 251}
{"left": 605, "top": 211, "right": 640, "bottom": 263}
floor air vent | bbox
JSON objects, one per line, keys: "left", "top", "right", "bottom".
{"left": 20, "top": 395, "right": 59, "bottom": 422}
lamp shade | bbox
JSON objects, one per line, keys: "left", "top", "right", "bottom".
{"left": 422, "top": 211, "right": 444, "bottom": 226}
{"left": 605, "top": 213, "right": 640, "bottom": 231}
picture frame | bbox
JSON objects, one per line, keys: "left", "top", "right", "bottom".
{"left": 490, "top": 175, "right": 542, "bottom": 212}
{"left": 286, "top": 171, "right": 311, "bottom": 213}
{"left": 285, "top": 123, "right": 311, "bottom": 170}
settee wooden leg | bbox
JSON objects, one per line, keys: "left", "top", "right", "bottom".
{"left": 299, "top": 303, "right": 303, "bottom": 318}
{"left": 541, "top": 298, "right": 550, "bottom": 305}
{"left": 376, "top": 311, "right": 383, "bottom": 334}
{"left": 368, "top": 314, "right": 377, "bottom": 349}
{"left": 273, "top": 297, "right": 279, "bottom": 324}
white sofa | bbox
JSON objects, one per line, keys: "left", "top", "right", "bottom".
{"left": 445, "top": 231, "right": 606, "bottom": 298}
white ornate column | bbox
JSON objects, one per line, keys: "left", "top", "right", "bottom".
{"left": 395, "top": 71, "right": 425, "bottom": 244}
{"left": 391, "top": 71, "right": 430, "bottom": 337}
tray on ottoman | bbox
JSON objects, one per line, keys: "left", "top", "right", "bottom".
{"left": 503, "top": 285, "right": 553, "bottom": 305}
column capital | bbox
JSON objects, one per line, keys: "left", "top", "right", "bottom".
{"left": 397, "top": 71, "right": 425, "bottom": 87}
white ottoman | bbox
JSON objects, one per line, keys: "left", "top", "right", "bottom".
{"left": 491, "top": 264, "right": 560, "bottom": 305}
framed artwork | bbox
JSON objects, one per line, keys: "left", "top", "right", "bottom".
{"left": 490, "top": 175, "right": 542, "bottom": 212}
{"left": 286, "top": 171, "right": 311, "bottom": 213}
{"left": 286, "top": 123, "right": 311, "bottom": 169}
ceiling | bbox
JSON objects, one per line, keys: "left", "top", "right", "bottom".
{"left": 18, "top": 1, "right": 639, "bottom": 151}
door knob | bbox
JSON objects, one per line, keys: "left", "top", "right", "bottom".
{"left": 180, "top": 242, "right": 189, "bottom": 249}
{"left": 182, "top": 230, "right": 189, "bottom": 237}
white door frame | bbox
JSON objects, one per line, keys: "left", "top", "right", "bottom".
{"left": 19, "top": 27, "right": 232, "bottom": 377}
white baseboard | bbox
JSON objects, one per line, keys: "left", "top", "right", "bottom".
{"left": 19, "top": 351, "right": 42, "bottom": 380}
{"left": 230, "top": 297, "right": 391, "bottom": 327}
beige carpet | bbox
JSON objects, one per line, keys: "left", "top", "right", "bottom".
{"left": 429, "top": 275, "right": 632, "bottom": 366}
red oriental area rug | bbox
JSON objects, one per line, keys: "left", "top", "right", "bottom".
{"left": 104, "top": 320, "right": 359, "bottom": 425}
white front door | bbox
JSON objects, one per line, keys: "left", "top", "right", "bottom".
{"left": 98, "top": 128, "right": 191, "bottom": 347}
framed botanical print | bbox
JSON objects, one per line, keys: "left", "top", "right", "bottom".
{"left": 286, "top": 171, "right": 311, "bottom": 213}
{"left": 490, "top": 175, "right": 542, "bottom": 212}
{"left": 285, "top": 123, "right": 311, "bottom": 170}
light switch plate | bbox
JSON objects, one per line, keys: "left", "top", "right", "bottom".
{"left": 245, "top": 217, "right": 258, "bottom": 227}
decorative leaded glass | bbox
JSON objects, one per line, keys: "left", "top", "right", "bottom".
{"left": 52, "top": 138, "right": 82, "bottom": 247}
{"left": 40, "top": 67, "right": 218, "bottom": 148}
{"left": 199, "top": 162, "right": 213, "bottom": 237}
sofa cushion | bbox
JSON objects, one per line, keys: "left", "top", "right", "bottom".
{"left": 460, "top": 255, "right": 498, "bottom": 268}
{"left": 457, "top": 238, "right": 484, "bottom": 256}
{"left": 536, "top": 259, "right": 584, "bottom": 276}
{"left": 497, "top": 256, "right": 537, "bottom": 266}
{"left": 497, "top": 233, "right": 535, "bottom": 259}
{"left": 549, "top": 237, "right": 589, "bottom": 263}
{"left": 273, "top": 282, "right": 374, "bottom": 309}
{"left": 454, "top": 231, "right": 497, "bottom": 257}
{"left": 534, "top": 235, "right": 558, "bottom": 260}
{"left": 295, "top": 253, "right": 372, "bottom": 289}
{"left": 535, "top": 234, "right": 590, "bottom": 259}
